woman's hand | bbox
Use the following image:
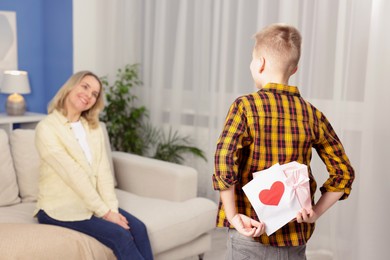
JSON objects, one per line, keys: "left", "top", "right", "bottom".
{"left": 229, "top": 214, "right": 265, "bottom": 237}
{"left": 103, "top": 210, "right": 130, "bottom": 230}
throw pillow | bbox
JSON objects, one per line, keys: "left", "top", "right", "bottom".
{"left": 0, "top": 129, "right": 21, "bottom": 206}
{"left": 10, "top": 129, "right": 40, "bottom": 202}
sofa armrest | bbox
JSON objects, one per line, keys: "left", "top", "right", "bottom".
{"left": 112, "top": 151, "right": 198, "bottom": 202}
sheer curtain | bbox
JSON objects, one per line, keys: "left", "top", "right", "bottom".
{"left": 73, "top": 0, "right": 389, "bottom": 259}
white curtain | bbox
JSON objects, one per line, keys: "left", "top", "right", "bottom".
{"left": 73, "top": 0, "right": 389, "bottom": 259}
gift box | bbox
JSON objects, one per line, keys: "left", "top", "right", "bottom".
{"left": 280, "top": 161, "right": 311, "bottom": 211}
{"left": 243, "top": 161, "right": 311, "bottom": 235}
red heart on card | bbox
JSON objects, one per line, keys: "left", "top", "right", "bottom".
{"left": 259, "top": 181, "right": 285, "bottom": 206}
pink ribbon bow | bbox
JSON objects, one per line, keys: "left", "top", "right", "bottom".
{"left": 285, "top": 169, "right": 311, "bottom": 210}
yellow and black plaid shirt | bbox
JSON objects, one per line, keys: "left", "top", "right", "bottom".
{"left": 213, "top": 83, "right": 355, "bottom": 246}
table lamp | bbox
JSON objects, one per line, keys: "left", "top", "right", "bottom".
{"left": 0, "top": 70, "right": 31, "bottom": 116}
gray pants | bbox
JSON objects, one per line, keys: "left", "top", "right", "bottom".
{"left": 226, "top": 229, "right": 307, "bottom": 260}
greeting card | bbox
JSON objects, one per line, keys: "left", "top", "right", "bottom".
{"left": 243, "top": 162, "right": 311, "bottom": 235}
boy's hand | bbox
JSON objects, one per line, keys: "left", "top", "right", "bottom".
{"left": 296, "top": 208, "right": 319, "bottom": 223}
{"left": 296, "top": 191, "right": 344, "bottom": 224}
{"left": 230, "top": 214, "right": 265, "bottom": 237}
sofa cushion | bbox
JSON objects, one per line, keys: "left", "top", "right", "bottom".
{"left": 0, "top": 130, "right": 20, "bottom": 206}
{"left": 10, "top": 129, "right": 40, "bottom": 202}
{"left": 115, "top": 189, "right": 217, "bottom": 255}
{"left": 0, "top": 202, "right": 37, "bottom": 223}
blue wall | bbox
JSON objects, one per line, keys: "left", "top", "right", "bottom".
{"left": 0, "top": 0, "right": 73, "bottom": 113}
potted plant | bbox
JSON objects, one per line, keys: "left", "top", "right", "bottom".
{"left": 100, "top": 64, "right": 206, "bottom": 164}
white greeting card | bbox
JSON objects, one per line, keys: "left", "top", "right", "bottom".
{"left": 243, "top": 162, "right": 310, "bottom": 235}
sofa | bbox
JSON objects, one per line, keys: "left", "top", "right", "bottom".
{"left": 0, "top": 126, "right": 217, "bottom": 260}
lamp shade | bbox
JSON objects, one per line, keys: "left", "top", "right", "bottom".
{"left": 1, "top": 70, "right": 31, "bottom": 94}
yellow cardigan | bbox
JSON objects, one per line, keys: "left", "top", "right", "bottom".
{"left": 34, "top": 110, "right": 118, "bottom": 221}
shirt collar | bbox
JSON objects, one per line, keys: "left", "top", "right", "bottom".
{"left": 260, "top": 83, "right": 301, "bottom": 97}
{"left": 53, "top": 109, "right": 87, "bottom": 126}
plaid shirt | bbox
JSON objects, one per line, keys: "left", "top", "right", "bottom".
{"left": 213, "top": 83, "right": 355, "bottom": 246}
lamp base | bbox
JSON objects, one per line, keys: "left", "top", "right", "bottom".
{"left": 6, "top": 94, "right": 26, "bottom": 116}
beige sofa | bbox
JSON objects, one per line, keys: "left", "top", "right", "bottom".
{"left": 0, "top": 127, "right": 217, "bottom": 260}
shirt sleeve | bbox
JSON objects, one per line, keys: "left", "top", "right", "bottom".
{"left": 35, "top": 121, "right": 110, "bottom": 217}
{"left": 314, "top": 113, "right": 355, "bottom": 200}
{"left": 213, "top": 99, "right": 248, "bottom": 190}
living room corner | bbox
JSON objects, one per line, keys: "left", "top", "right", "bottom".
{"left": 1, "top": 1, "right": 389, "bottom": 260}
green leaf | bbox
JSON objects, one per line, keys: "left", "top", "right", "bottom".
{"left": 100, "top": 63, "right": 207, "bottom": 166}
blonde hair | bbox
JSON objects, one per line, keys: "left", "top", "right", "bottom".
{"left": 48, "top": 71, "right": 104, "bottom": 129}
{"left": 253, "top": 23, "right": 301, "bottom": 74}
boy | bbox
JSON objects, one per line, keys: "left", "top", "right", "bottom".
{"left": 212, "top": 23, "right": 355, "bottom": 259}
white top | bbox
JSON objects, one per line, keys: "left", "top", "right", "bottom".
{"left": 70, "top": 121, "right": 92, "bottom": 164}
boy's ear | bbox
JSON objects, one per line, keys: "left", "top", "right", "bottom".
{"left": 259, "top": 57, "right": 265, "bottom": 73}
{"left": 291, "top": 66, "right": 298, "bottom": 75}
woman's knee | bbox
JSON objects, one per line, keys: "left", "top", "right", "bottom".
{"left": 131, "top": 218, "right": 148, "bottom": 235}
{"left": 109, "top": 228, "right": 135, "bottom": 250}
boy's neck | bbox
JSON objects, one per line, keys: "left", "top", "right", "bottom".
{"left": 262, "top": 73, "right": 291, "bottom": 86}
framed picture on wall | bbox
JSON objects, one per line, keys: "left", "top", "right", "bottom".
{"left": 0, "top": 11, "right": 18, "bottom": 85}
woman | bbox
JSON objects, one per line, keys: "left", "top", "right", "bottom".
{"left": 34, "top": 71, "right": 153, "bottom": 260}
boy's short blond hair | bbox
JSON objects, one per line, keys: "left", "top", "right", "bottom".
{"left": 254, "top": 23, "right": 301, "bottom": 74}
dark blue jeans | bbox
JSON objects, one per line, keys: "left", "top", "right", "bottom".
{"left": 37, "top": 208, "right": 153, "bottom": 260}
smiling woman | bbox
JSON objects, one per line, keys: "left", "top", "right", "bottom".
{"left": 35, "top": 71, "right": 154, "bottom": 260}
{"left": 47, "top": 71, "right": 104, "bottom": 129}
{"left": 64, "top": 75, "right": 101, "bottom": 122}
